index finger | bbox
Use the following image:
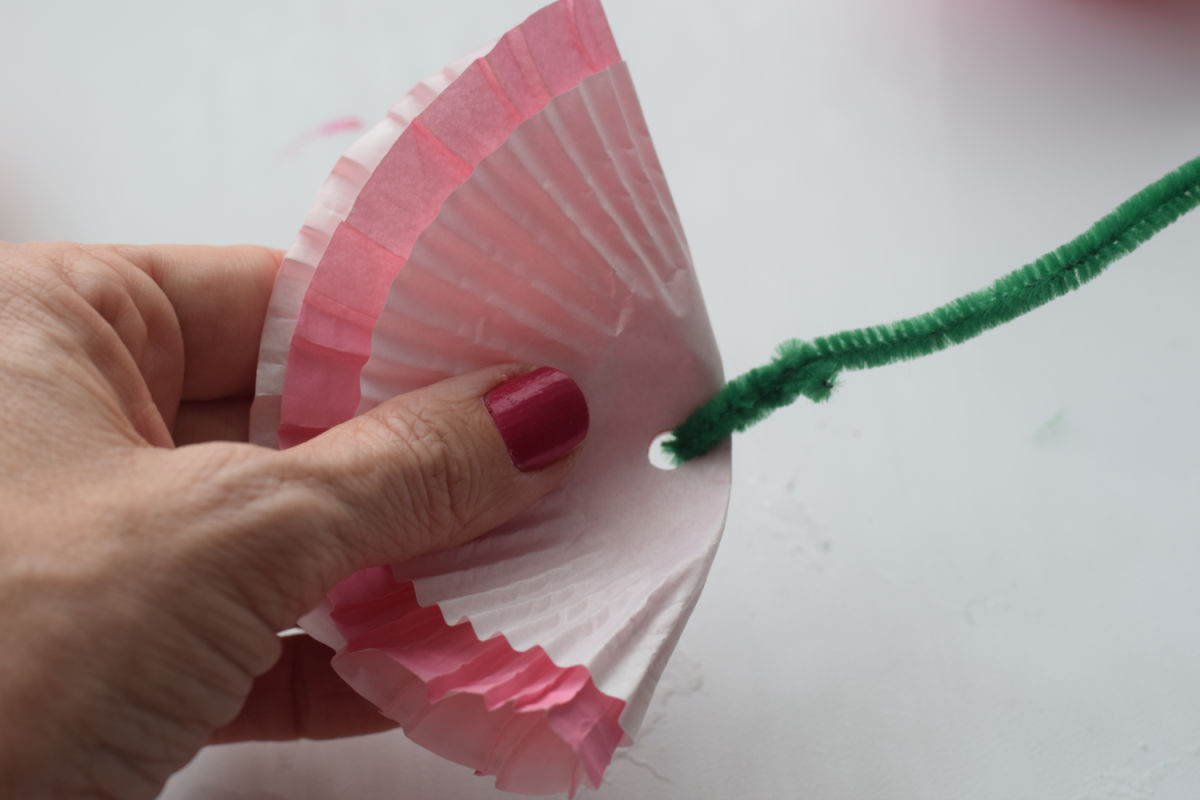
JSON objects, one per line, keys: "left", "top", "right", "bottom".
{"left": 117, "top": 244, "right": 281, "bottom": 401}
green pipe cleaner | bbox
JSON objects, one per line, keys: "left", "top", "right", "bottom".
{"left": 664, "top": 154, "right": 1200, "bottom": 464}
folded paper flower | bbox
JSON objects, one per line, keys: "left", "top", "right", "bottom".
{"left": 251, "top": 0, "right": 731, "bottom": 794}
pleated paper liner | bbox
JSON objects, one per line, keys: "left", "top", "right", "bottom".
{"left": 316, "top": 567, "right": 626, "bottom": 795}
{"left": 250, "top": 0, "right": 731, "bottom": 794}
{"left": 265, "top": 0, "right": 621, "bottom": 444}
{"left": 347, "top": 56, "right": 729, "bottom": 747}
{"left": 251, "top": 50, "right": 482, "bottom": 445}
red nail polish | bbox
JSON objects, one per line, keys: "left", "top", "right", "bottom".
{"left": 484, "top": 367, "right": 589, "bottom": 472}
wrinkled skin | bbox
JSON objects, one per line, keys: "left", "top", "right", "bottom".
{"left": 0, "top": 243, "right": 578, "bottom": 798}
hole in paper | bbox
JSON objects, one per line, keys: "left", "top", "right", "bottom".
{"left": 647, "top": 432, "right": 680, "bottom": 471}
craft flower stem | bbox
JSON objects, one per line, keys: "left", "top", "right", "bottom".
{"left": 665, "top": 153, "right": 1200, "bottom": 464}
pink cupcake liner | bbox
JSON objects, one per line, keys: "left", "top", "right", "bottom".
{"left": 251, "top": 1, "right": 731, "bottom": 794}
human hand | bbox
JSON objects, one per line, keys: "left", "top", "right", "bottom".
{"left": 0, "top": 242, "right": 587, "bottom": 798}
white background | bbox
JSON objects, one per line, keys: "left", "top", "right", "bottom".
{"left": 4, "top": 0, "right": 1200, "bottom": 797}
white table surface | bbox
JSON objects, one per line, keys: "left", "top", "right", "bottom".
{"left": 4, "top": 1, "right": 1200, "bottom": 797}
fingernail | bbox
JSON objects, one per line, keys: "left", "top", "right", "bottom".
{"left": 484, "top": 367, "right": 589, "bottom": 472}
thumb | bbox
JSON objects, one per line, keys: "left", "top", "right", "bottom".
{"left": 276, "top": 364, "right": 587, "bottom": 590}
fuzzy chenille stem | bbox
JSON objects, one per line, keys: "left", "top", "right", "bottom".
{"left": 664, "top": 154, "right": 1200, "bottom": 464}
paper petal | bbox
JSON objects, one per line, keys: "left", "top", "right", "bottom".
{"left": 252, "top": 1, "right": 731, "bottom": 794}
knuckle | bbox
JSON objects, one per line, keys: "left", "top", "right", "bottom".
{"left": 165, "top": 444, "right": 346, "bottom": 621}
{"left": 365, "top": 399, "right": 483, "bottom": 547}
